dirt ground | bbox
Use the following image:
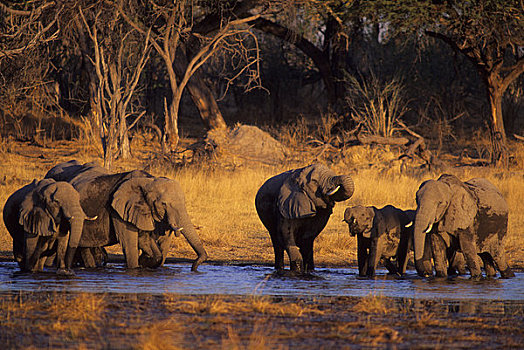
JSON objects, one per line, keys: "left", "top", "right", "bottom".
{"left": 1, "top": 291, "right": 523, "bottom": 349}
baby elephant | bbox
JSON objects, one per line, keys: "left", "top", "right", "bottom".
{"left": 344, "top": 205, "right": 417, "bottom": 277}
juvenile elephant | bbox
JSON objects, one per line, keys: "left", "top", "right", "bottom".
{"left": 413, "top": 174, "right": 514, "bottom": 279}
{"left": 344, "top": 205, "right": 419, "bottom": 277}
{"left": 45, "top": 161, "right": 207, "bottom": 271}
{"left": 343, "top": 205, "right": 464, "bottom": 277}
{"left": 255, "top": 163, "right": 354, "bottom": 273}
{"left": 3, "top": 178, "right": 89, "bottom": 275}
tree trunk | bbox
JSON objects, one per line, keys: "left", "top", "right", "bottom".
{"left": 486, "top": 74, "right": 508, "bottom": 166}
{"left": 173, "top": 48, "right": 227, "bottom": 131}
{"left": 163, "top": 96, "right": 180, "bottom": 153}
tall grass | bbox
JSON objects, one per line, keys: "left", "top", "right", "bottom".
{"left": 0, "top": 137, "right": 523, "bottom": 268}
{"left": 345, "top": 73, "right": 409, "bottom": 138}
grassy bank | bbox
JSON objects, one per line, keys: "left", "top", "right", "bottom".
{"left": 1, "top": 291, "right": 522, "bottom": 349}
{"left": 0, "top": 138, "right": 523, "bottom": 269}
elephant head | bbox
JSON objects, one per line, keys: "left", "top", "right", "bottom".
{"left": 18, "top": 179, "right": 88, "bottom": 273}
{"left": 111, "top": 176, "right": 207, "bottom": 271}
{"left": 278, "top": 163, "right": 354, "bottom": 219}
{"left": 413, "top": 174, "right": 477, "bottom": 263}
{"left": 343, "top": 205, "right": 376, "bottom": 239}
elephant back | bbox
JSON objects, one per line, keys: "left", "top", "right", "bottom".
{"left": 465, "top": 178, "right": 508, "bottom": 216}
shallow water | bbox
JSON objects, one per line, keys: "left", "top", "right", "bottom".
{"left": 1, "top": 262, "right": 524, "bottom": 302}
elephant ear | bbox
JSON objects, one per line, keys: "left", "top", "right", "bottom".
{"left": 277, "top": 177, "right": 316, "bottom": 219}
{"left": 439, "top": 183, "right": 477, "bottom": 234}
{"left": 111, "top": 178, "right": 155, "bottom": 231}
{"left": 19, "top": 204, "right": 57, "bottom": 237}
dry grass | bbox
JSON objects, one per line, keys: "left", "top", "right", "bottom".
{"left": 0, "top": 136, "right": 523, "bottom": 269}
{"left": 353, "top": 293, "right": 392, "bottom": 315}
{"left": 0, "top": 292, "right": 523, "bottom": 349}
{"left": 163, "top": 294, "right": 324, "bottom": 318}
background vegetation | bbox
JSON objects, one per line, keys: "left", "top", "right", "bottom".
{"left": 0, "top": 0, "right": 523, "bottom": 266}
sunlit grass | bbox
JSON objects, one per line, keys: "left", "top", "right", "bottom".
{"left": 0, "top": 137, "right": 523, "bottom": 268}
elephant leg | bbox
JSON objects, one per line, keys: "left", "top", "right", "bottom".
{"left": 112, "top": 215, "right": 139, "bottom": 269}
{"left": 269, "top": 232, "right": 284, "bottom": 271}
{"left": 281, "top": 220, "right": 303, "bottom": 273}
{"left": 383, "top": 258, "right": 399, "bottom": 275}
{"left": 81, "top": 248, "right": 98, "bottom": 268}
{"left": 490, "top": 244, "right": 515, "bottom": 278}
{"left": 430, "top": 234, "right": 448, "bottom": 278}
{"left": 450, "top": 252, "right": 467, "bottom": 275}
{"left": 55, "top": 234, "right": 68, "bottom": 270}
{"left": 286, "top": 245, "right": 303, "bottom": 272}
{"left": 366, "top": 236, "right": 385, "bottom": 277}
{"left": 396, "top": 234, "right": 411, "bottom": 276}
{"left": 459, "top": 235, "right": 482, "bottom": 279}
{"left": 357, "top": 235, "right": 369, "bottom": 277}
{"left": 157, "top": 231, "right": 175, "bottom": 265}
{"left": 24, "top": 234, "right": 46, "bottom": 272}
{"left": 299, "top": 239, "right": 314, "bottom": 272}
{"left": 478, "top": 252, "right": 497, "bottom": 278}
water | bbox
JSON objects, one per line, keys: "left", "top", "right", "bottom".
{"left": 1, "top": 262, "right": 523, "bottom": 301}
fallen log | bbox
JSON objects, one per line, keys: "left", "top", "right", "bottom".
{"left": 357, "top": 134, "right": 410, "bottom": 146}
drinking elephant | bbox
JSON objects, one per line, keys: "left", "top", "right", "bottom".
{"left": 343, "top": 205, "right": 465, "bottom": 277}
{"left": 413, "top": 174, "right": 514, "bottom": 279}
{"left": 344, "top": 205, "right": 420, "bottom": 277}
{"left": 255, "top": 163, "right": 354, "bottom": 273}
{"left": 45, "top": 161, "right": 207, "bottom": 271}
{"left": 3, "top": 178, "right": 90, "bottom": 275}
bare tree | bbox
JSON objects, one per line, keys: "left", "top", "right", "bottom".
{"left": 78, "top": 5, "right": 150, "bottom": 169}
{"left": 119, "top": 0, "right": 263, "bottom": 152}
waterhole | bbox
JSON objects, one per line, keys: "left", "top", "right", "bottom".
{"left": 1, "top": 262, "right": 523, "bottom": 303}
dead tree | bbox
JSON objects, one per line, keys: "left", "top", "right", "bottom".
{"left": 119, "top": 0, "right": 263, "bottom": 153}
{"left": 79, "top": 6, "right": 150, "bottom": 169}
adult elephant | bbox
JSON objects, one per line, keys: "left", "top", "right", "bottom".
{"left": 3, "top": 178, "right": 89, "bottom": 275}
{"left": 255, "top": 163, "right": 354, "bottom": 273}
{"left": 45, "top": 161, "right": 207, "bottom": 271}
{"left": 413, "top": 174, "right": 514, "bottom": 279}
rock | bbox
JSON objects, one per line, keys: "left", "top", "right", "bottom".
{"left": 206, "top": 124, "right": 288, "bottom": 164}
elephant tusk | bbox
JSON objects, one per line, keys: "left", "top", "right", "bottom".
{"left": 405, "top": 221, "right": 413, "bottom": 228}
{"left": 424, "top": 223, "right": 433, "bottom": 234}
{"left": 327, "top": 185, "right": 341, "bottom": 196}
{"left": 172, "top": 227, "right": 183, "bottom": 237}
{"left": 86, "top": 215, "right": 98, "bottom": 221}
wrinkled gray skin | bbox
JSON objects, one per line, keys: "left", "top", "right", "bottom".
{"left": 344, "top": 205, "right": 424, "bottom": 277}
{"left": 45, "top": 161, "right": 207, "bottom": 271}
{"left": 255, "top": 164, "right": 354, "bottom": 273}
{"left": 344, "top": 205, "right": 466, "bottom": 277}
{"left": 46, "top": 161, "right": 169, "bottom": 269}
{"left": 413, "top": 174, "right": 514, "bottom": 279}
{"left": 3, "top": 178, "right": 88, "bottom": 275}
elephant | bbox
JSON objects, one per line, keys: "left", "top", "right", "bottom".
{"left": 45, "top": 161, "right": 207, "bottom": 271}
{"left": 412, "top": 174, "right": 514, "bottom": 279}
{"left": 344, "top": 205, "right": 419, "bottom": 277}
{"left": 255, "top": 163, "right": 354, "bottom": 273}
{"left": 343, "top": 205, "right": 465, "bottom": 277}
{"left": 46, "top": 160, "right": 170, "bottom": 269}
{"left": 3, "top": 178, "right": 90, "bottom": 275}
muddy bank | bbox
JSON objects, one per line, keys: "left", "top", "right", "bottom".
{"left": 1, "top": 291, "right": 523, "bottom": 349}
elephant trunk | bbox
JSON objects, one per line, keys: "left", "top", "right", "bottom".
{"left": 170, "top": 212, "right": 207, "bottom": 271}
{"left": 413, "top": 207, "right": 433, "bottom": 262}
{"left": 64, "top": 207, "right": 86, "bottom": 270}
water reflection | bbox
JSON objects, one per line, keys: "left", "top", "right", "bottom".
{"left": 1, "top": 262, "right": 523, "bottom": 304}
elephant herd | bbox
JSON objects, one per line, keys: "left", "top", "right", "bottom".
{"left": 2, "top": 161, "right": 515, "bottom": 280}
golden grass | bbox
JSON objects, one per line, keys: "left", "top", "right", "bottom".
{"left": 353, "top": 293, "right": 392, "bottom": 315}
{"left": 162, "top": 294, "right": 324, "bottom": 318}
{"left": 0, "top": 137, "right": 523, "bottom": 269}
